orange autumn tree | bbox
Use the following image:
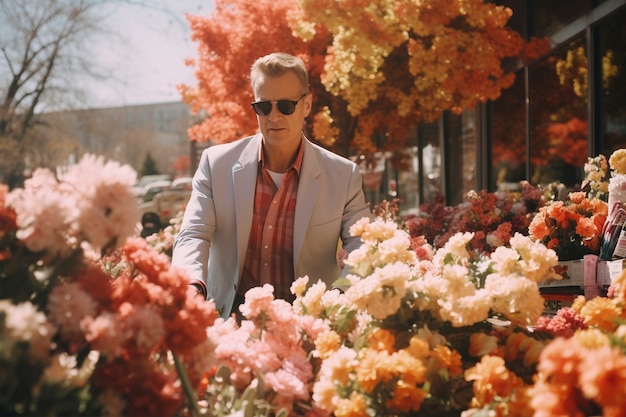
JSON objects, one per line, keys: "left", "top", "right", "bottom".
{"left": 178, "top": 0, "right": 331, "bottom": 145}
{"left": 180, "top": 0, "right": 544, "bottom": 169}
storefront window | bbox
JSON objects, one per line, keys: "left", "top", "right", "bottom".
{"left": 419, "top": 122, "right": 442, "bottom": 204}
{"left": 446, "top": 110, "right": 478, "bottom": 205}
{"left": 529, "top": 36, "right": 588, "bottom": 187}
{"left": 490, "top": 70, "right": 527, "bottom": 191}
{"left": 597, "top": 6, "right": 626, "bottom": 156}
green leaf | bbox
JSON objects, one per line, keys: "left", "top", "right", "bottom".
{"left": 331, "top": 277, "right": 352, "bottom": 290}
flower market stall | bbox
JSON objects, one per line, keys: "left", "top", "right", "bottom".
{"left": 2, "top": 150, "right": 626, "bottom": 416}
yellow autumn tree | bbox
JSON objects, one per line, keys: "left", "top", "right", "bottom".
{"left": 293, "top": 0, "right": 546, "bottom": 167}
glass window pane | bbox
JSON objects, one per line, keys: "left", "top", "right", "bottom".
{"left": 419, "top": 122, "right": 442, "bottom": 203}
{"left": 491, "top": 70, "right": 527, "bottom": 191}
{"left": 530, "top": 0, "right": 591, "bottom": 37}
{"left": 598, "top": 7, "right": 626, "bottom": 156}
{"left": 446, "top": 110, "right": 478, "bottom": 205}
{"left": 529, "top": 36, "right": 588, "bottom": 187}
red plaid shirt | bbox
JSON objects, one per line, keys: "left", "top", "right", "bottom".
{"left": 238, "top": 141, "right": 304, "bottom": 301}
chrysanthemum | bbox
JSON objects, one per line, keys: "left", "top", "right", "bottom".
{"left": 579, "top": 296, "right": 621, "bottom": 332}
{"left": 609, "top": 149, "right": 626, "bottom": 174}
{"left": 345, "top": 262, "right": 410, "bottom": 320}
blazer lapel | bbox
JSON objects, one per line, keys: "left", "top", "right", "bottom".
{"left": 293, "top": 139, "right": 322, "bottom": 268}
{"left": 233, "top": 134, "right": 262, "bottom": 275}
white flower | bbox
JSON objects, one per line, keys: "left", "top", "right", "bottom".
{"left": 345, "top": 262, "right": 411, "bottom": 320}
{"left": 433, "top": 232, "right": 474, "bottom": 266}
{"left": 295, "top": 279, "right": 328, "bottom": 317}
{"left": 485, "top": 273, "right": 545, "bottom": 325}
{"left": 0, "top": 300, "right": 56, "bottom": 362}
{"left": 42, "top": 350, "right": 99, "bottom": 387}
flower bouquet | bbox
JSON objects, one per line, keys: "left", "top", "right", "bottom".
{"left": 528, "top": 191, "right": 608, "bottom": 261}
{"left": 290, "top": 214, "right": 562, "bottom": 417}
{"left": 196, "top": 285, "right": 331, "bottom": 417}
{"left": 465, "top": 267, "right": 626, "bottom": 417}
{"left": 403, "top": 181, "right": 545, "bottom": 255}
{"left": 0, "top": 154, "right": 218, "bottom": 416}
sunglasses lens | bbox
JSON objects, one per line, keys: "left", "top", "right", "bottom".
{"left": 252, "top": 102, "right": 272, "bottom": 116}
{"left": 277, "top": 100, "right": 296, "bottom": 115}
{"left": 251, "top": 95, "right": 304, "bottom": 116}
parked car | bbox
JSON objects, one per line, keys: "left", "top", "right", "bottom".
{"left": 140, "top": 180, "right": 172, "bottom": 203}
{"left": 133, "top": 174, "right": 172, "bottom": 197}
{"left": 170, "top": 176, "right": 193, "bottom": 191}
{"left": 139, "top": 185, "right": 192, "bottom": 230}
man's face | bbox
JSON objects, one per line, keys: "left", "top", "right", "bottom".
{"left": 253, "top": 71, "right": 311, "bottom": 146}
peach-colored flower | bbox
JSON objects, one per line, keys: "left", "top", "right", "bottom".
{"left": 579, "top": 346, "right": 626, "bottom": 412}
{"left": 356, "top": 348, "right": 390, "bottom": 393}
{"left": 48, "top": 282, "right": 97, "bottom": 342}
{"left": 468, "top": 332, "right": 499, "bottom": 357}
{"left": 315, "top": 330, "right": 342, "bottom": 359}
{"left": 335, "top": 391, "right": 368, "bottom": 417}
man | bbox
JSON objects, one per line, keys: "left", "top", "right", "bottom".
{"left": 172, "top": 52, "right": 372, "bottom": 317}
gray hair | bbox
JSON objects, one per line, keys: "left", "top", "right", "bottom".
{"left": 250, "top": 52, "right": 310, "bottom": 95}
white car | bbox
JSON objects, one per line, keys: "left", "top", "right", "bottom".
{"left": 133, "top": 174, "right": 172, "bottom": 198}
{"left": 139, "top": 184, "right": 192, "bottom": 231}
{"left": 140, "top": 180, "right": 172, "bottom": 203}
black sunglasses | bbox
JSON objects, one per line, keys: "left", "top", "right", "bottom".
{"left": 251, "top": 93, "right": 307, "bottom": 116}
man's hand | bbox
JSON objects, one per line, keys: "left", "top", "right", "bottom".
{"left": 337, "top": 249, "right": 349, "bottom": 268}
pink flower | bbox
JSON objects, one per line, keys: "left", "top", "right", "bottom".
{"left": 82, "top": 312, "right": 129, "bottom": 358}
{"left": 535, "top": 307, "right": 587, "bottom": 338}
{"left": 6, "top": 169, "right": 75, "bottom": 259}
{"left": 48, "top": 282, "right": 98, "bottom": 342}
{"left": 59, "top": 154, "right": 138, "bottom": 252}
{"left": 240, "top": 284, "right": 277, "bottom": 318}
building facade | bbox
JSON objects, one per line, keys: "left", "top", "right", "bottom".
{"left": 39, "top": 101, "right": 194, "bottom": 179}
{"left": 383, "top": 0, "right": 626, "bottom": 215}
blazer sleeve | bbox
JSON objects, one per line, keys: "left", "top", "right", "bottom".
{"left": 171, "top": 148, "right": 216, "bottom": 297}
{"left": 341, "top": 162, "right": 374, "bottom": 253}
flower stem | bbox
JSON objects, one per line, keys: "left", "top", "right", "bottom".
{"left": 173, "top": 352, "right": 201, "bottom": 417}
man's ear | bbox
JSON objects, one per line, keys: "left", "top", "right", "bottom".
{"left": 304, "top": 93, "right": 313, "bottom": 117}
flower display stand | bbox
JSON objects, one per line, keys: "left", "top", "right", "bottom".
{"left": 540, "top": 255, "right": 626, "bottom": 316}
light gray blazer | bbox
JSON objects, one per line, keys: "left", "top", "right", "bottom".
{"left": 171, "top": 133, "right": 372, "bottom": 316}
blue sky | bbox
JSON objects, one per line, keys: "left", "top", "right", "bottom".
{"left": 86, "top": 0, "right": 214, "bottom": 107}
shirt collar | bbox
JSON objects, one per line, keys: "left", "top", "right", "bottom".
{"left": 259, "top": 136, "right": 304, "bottom": 175}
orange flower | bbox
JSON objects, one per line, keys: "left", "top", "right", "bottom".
{"left": 580, "top": 346, "right": 626, "bottom": 412}
{"left": 528, "top": 193, "right": 608, "bottom": 260}
{"left": 386, "top": 380, "right": 427, "bottom": 413}
{"left": 367, "top": 327, "right": 396, "bottom": 353}
{"left": 465, "top": 355, "right": 524, "bottom": 406}
{"left": 433, "top": 345, "right": 463, "bottom": 377}
{"left": 356, "top": 349, "right": 391, "bottom": 393}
